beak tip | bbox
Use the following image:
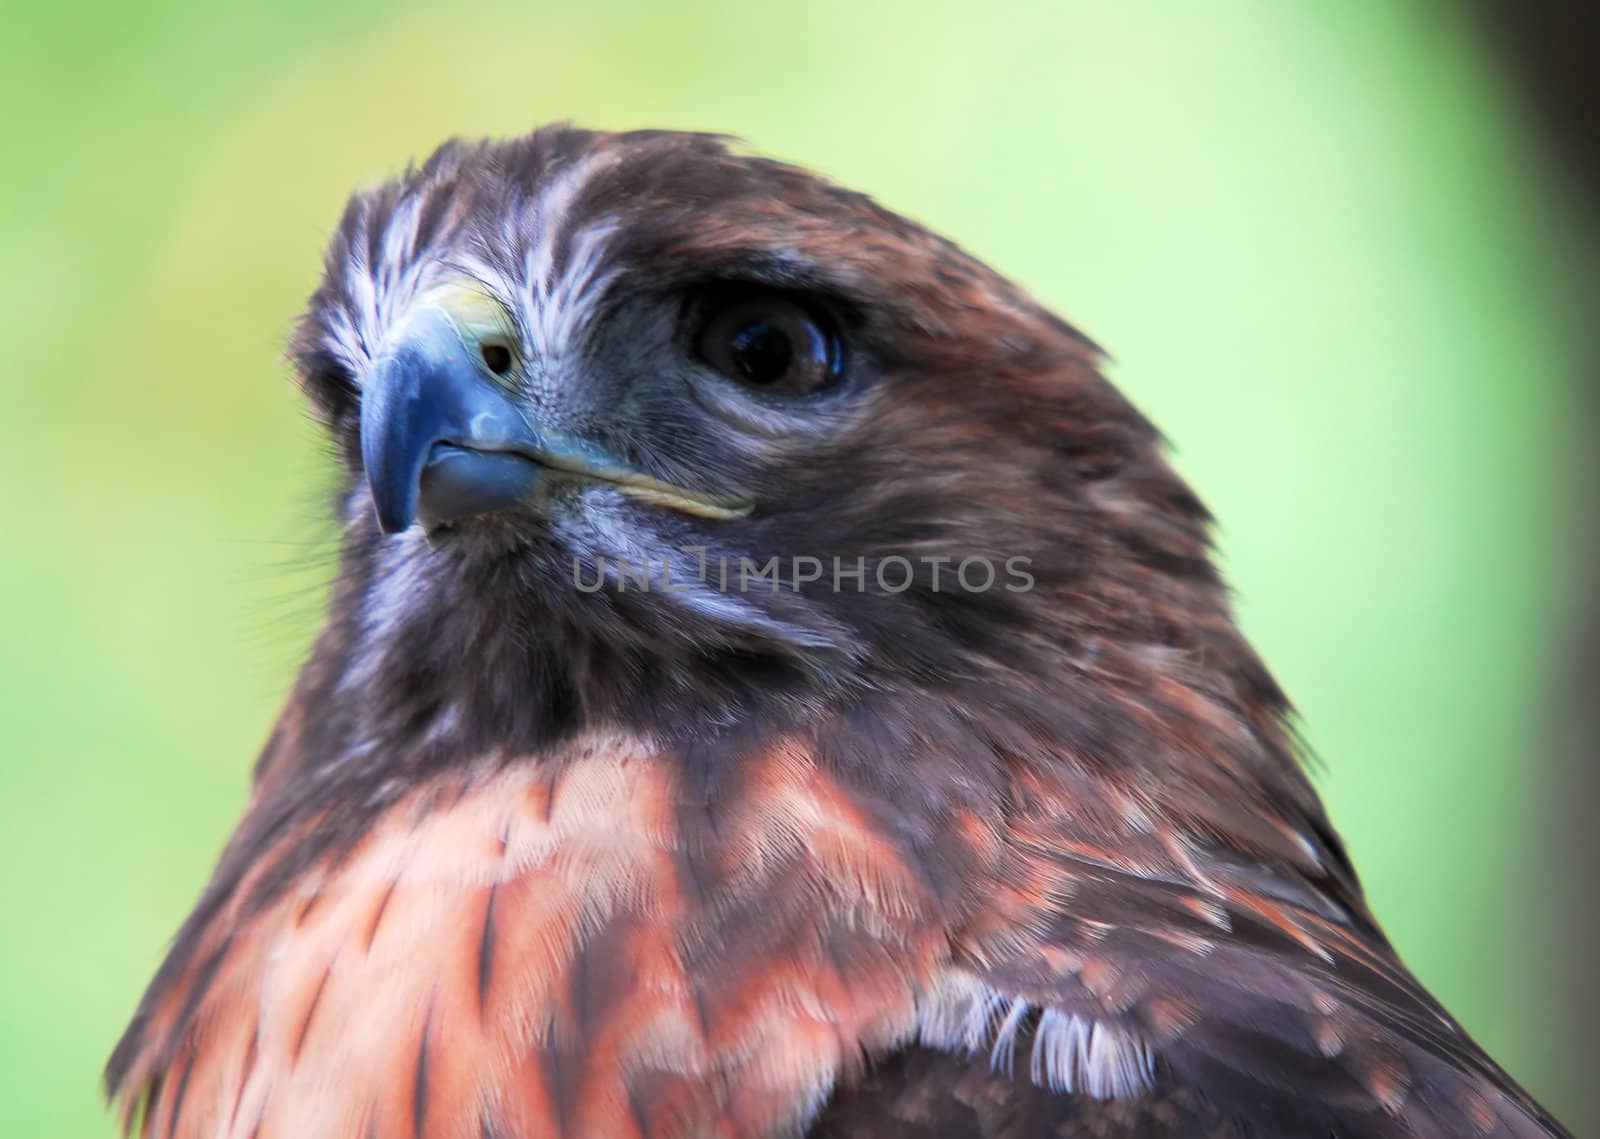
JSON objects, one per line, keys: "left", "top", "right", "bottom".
{"left": 372, "top": 504, "right": 415, "bottom": 535}
{"left": 363, "top": 453, "right": 420, "bottom": 535}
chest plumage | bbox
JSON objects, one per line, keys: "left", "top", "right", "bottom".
{"left": 119, "top": 738, "right": 976, "bottom": 1138}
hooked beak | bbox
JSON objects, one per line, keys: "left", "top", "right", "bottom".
{"left": 359, "top": 289, "right": 752, "bottom": 534}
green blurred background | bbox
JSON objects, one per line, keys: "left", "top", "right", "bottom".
{"left": 2, "top": 1, "right": 1594, "bottom": 1134}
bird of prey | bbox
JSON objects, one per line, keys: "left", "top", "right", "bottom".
{"left": 107, "top": 126, "right": 1568, "bottom": 1138}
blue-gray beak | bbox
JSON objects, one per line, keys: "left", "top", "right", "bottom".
{"left": 360, "top": 305, "right": 547, "bottom": 532}
{"left": 359, "top": 293, "right": 753, "bottom": 533}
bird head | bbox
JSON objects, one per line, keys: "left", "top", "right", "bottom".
{"left": 291, "top": 127, "right": 1241, "bottom": 751}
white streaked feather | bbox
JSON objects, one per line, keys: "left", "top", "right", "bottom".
{"left": 328, "top": 144, "right": 626, "bottom": 385}
{"left": 522, "top": 152, "right": 599, "bottom": 293}
{"left": 989, "top": 994, "right": 1031, "bottom": 1075}
{"left": 1030, "top": 1008, "right": 1156, "bottom": 1099}
{"left": 531, "top": 219, "right": 619, "bottom": 363}
{"left": 916, "top": 969, "right": 1009, "bottom": 1054}
{"left": 332, "top": 188, "right": 458, "bottom": 376}
{"left": 917, "top": 967, "right": 1156, "bottom": 1100}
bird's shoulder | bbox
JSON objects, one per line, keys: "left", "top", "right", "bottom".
{"left": 814, "top": 796, "right": 1567, "bottom": 1138}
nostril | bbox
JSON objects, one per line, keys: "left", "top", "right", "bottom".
{"left": 481, "top": 342, "right": 514, "bottom": 377}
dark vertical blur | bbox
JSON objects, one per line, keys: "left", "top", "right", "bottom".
{"left": 1478, "top": 3, "right": 1600, "bottom": 201}
{"left": 1475, "top": 2, "right": 1600, "bottom": 1132}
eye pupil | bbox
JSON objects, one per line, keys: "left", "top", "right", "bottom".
{"left": 729, "top": 320, "right": 795, "bottom": 385}
{"left": 481, "top": 343, "right": 513, "bottom": 376}
{"left": 696, "top": 293, "right": 842, "bottom": 396}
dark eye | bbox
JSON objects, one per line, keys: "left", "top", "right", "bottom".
{"left": 480, "top": 341, "right": 514, "bottom": 377}
{"left": 697, "top": 294, "right": 842, "bottom": 395}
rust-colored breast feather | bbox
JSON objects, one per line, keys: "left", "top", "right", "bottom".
{"left": 117, "top": 737, "right": 952, "bottom": 1139}
{"left": 115, "top": 730, "right": 1560, "bottom": 1138}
